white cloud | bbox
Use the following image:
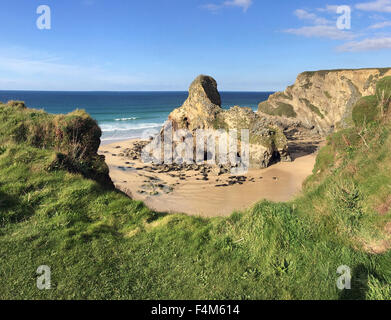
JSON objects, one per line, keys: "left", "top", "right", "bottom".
{"left": 368, "top": 20, "right": 391, "bottom": 28}
{"left": 337, "top": 37, "right": 391, "bottom": 51}
{"left": 0, "top": 49, "right": 148, "bottom": 90}
{"left": 317, "top": 5, "right": 340, "bottom": 13}
{"left": 356, "top": 0, "right": 391, "bottom": 13}
{"left": 285, "top": 3, "right": 391, "bottom": 53}
{"left": 284, "top": 25, "right": 356, "bottom": 40}
{"left": 203, "top": 0, "right": 253, "bottom": 12}
{"left": 224, "top": 0, "right": 253, "bottom": 11}
{"left": 284, "top": 8, "right": 357, "bottom": 40}
{"left": 294, "top": 9, "right": 330, "bottom": 25}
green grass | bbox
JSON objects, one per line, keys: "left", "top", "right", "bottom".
{"left": 0, "top": 95, "right": 391, "bottom": 300}
{"left": 352, "top": 96, "right": 379, "bottom": 126}
{"left": 300, "top": 98, "right": 325, "bottom": 119}
{"left": 258, "top": 101, "right": 297, "bottom": 118}
{"left": 300, "top": 68, "right": 391, "bottom": 78}
{"left": 376, "top": 76, "right": 391, "bottom": 105}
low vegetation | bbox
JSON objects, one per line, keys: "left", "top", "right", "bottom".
{"left": 1, "top": 79, "right": 391, "bottom": 299}
{"left": 258, "top": 101, "right": 297, "bottom": 118}
{"left": 301, "top": 68, "right": 391, "bottom": 79}
{"left": 300, "top": 98, "right": 325, "bottom": 119}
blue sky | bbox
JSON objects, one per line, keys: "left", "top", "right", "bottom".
{"left": 0, "top": 0, "right": 391, "bottom": 91}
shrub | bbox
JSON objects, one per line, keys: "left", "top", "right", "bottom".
{"left": 352, "top": 95, "right": 379, "bottom": 126}
{"left": 275, "top": 102, "right": 297, "bottom": 118}
{"left": 258, "top": 101, "right": 274, "bottom": 115}
{"left": 7, "top": 100, "right": 26, "bottom": 109}
{"left": 376, "top": 76, "right": 391, "bottom": 111}
{"left": 376, "top": 76, "right": 391, "bottom": 96}
{"left": 328, "top": 179, "right": 363, "bottom": 232}
{"left": 54, "top": 110, "right": 102, "bottom": 156}
{"left": 258, "top": 101, "right": 297, "bottom": 118}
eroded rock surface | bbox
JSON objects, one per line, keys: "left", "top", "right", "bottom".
{"left": 165, "top": 75, "right": 291, "bottom": 168}
{"left": 258, "top": 68, "right": 391, "bottom": 135}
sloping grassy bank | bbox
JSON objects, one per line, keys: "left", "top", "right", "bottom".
{"left": 0, "top": 79, "right": 391, "bottom": 300}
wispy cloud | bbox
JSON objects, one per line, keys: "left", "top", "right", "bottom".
{"left": 203, "top": 0, "right": 253, "bottom": 12}
{"left": 337, "top": 37, "right": 391, "bottom": 51}
{"left": 284, "top": 25, "right": 355, "bottom": 40}
{"left": 0, "top": 48, "right": 148, "bottom": 90}
{"left": 368, "top": 20, "right": 391, "bottom": 28}
{"left": 283, "top": 5, "right": 391, "bottom": 52}
{"left": 317, "top": 5, "right": 340, "bottom": 13}
{"left": 284, "top": 8, "right": 355, "bottom": 40}
{"left": 356, "top": 0, "right": 391, "bottom": 13}
{"left": 294, "top": 9, "right": 331, "bottom": 25}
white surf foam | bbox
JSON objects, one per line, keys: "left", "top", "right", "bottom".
{"left": 100, "top": 122, "right": 163, "bottom": 132}
{"left": 114, "top": 117, "right": 138, "bottom": 121}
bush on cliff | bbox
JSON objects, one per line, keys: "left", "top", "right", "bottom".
{"left": 376, "top": 76, "right": 391, "bottom": 99}
{"left": 352, "top": 77, "right": 391, "bottom": 127}
{"left": 258, "top": 101, "right": 297, "bottom": 118}
{"left": 376, "top": 76, "right": 391, "bottom": 111}
{"left": 6, "top": 100, "right": 26, "bottom": 109}
{"left": 352, "top": 95, "right": 379, "bottom": 126}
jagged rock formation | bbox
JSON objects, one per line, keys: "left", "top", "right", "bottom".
{"left": 168, "top": 75, "right": 222, "bottom": 131}
{"left": 258, "top": 68, "right": 391, "bottom": 135}
{"left": 165, "top": 75, "right": 291, "bottom": 169}
{"left": 222, "top": 106, "right": 291, "bottom": 167}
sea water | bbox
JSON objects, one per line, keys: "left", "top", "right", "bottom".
{"left": 0, "top": 91, "right": 272, "bottom": 142}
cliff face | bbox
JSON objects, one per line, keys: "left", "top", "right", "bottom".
{"left": 165, "top": 75, "right": 290, "bottom": 169}
{"left": 258, "top": 68, "right": 391, "bottom": 135}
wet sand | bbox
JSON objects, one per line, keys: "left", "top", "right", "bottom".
{"left": 98, "top": 139, "right": 318, "bottom": 217}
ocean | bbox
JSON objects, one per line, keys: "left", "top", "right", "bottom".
{"left": 0, "top": 91, "right": 273, "bottom": 142}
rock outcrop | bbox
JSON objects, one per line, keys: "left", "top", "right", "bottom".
{"left": 168, "top": 75, "right": 222, "bottom": 131}
{"left": 164, "top": 75, "right": 291, "bottom": 169}
{"left": 1, "top": 101, "right": 114, "bottom": 188}
{"left": 258, "top": 68, "right": 391, "bottom": 135}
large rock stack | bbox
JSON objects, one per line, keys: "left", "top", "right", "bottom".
{"left": 162, "top": 75, "right": 291, "bottom": 169}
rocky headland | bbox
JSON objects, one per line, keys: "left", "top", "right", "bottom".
{"left": 258, "top": 68, "right": 391, "bottom": 135}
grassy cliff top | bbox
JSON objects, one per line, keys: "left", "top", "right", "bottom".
{"left": 299, "top": 68, "right": 391, "bottom": 78}
{"left": 0, "top": 96, "right": 391, "bottom": 300}
{"left": 0, "top": 101, "right": 113, "bottom": 187}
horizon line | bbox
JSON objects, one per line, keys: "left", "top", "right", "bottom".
{"left": 0, "top": 89, "right": 276, "bottom": 93}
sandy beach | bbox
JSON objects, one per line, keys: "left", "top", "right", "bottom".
{"left": 98, "top": 139, "right": 319, "bottom": 217}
